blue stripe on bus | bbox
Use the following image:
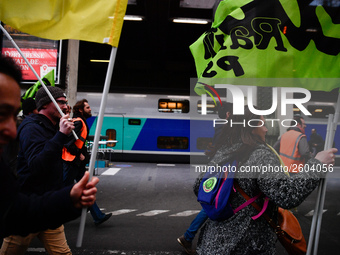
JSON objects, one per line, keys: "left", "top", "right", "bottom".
{"left": 132, "top": 118, "right": 190, "bottom": 151}
{"left": 190, "top": 119, "right": 215, "bottom": 152}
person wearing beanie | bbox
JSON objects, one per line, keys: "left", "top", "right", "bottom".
{"left": 1, "top": 86, "right": 76, "bottom": 254}
{"left": 35, "top": 86, "right": 67, "bottom": 111}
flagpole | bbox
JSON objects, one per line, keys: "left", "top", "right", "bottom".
{"left": 76, "top": 46, "right": 118, "bottom": 247}
{"left": 314, "top": 93, "right": 340, "bottom": 254}
{"left": 0, "top": 24, "right": 78, "bottom": 140}
{"left": 306, "top": 114, "right": 332, "bottom": 254}
{"left": 307, "top": 92, "right": 340, "bottom": 255}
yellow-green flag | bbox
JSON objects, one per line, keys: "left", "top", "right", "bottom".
{"left": 21, "top": 70, "right": 55, "bottom": 102}
{"left": 190, "top": 0, "right": 340, "bottom": 93}
{"left": 0, "top": 0, "right": 128, "bottom": 47}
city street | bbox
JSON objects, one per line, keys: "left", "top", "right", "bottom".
{"left": 22, "top": 163, "right": 340, "bottom": 255}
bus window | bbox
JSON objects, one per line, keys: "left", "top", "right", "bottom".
{"left": 158, "top": 99, "right": 189, "bottom": 113}
{"left": 157, "top": 136, "right": 189, "bottom": 149}
{"left": 197, "top": 100, "right": 218, "bottom": 114}
{"left": 106, "top": 129, "right": 116, "bottom": 147}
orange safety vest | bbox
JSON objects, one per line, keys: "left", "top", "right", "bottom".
{"left": 62, "top": 117, "right": 87, "bottom": 162}
{"left": 279, "top": 130, "right": 306, "bottom": 173}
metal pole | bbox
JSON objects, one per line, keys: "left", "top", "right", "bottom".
{"left": 76, "top": 46, "right": 117, "bottom": 247}
{"left": 306, "top": 112, "right": 332, "bottom": 255}
{"left": 307, "top": 91, "right": 340, "bottom": 254}
{"left": 306, "top": 179, "right": 323, "bottom": 254}
{"left": 0, "top": 24, "right": 78, "bottom": 140}
{"left": 313, "top": 178, "right": 327, "bottom": 255}
{"left": 312, "top": 92, "right": 340, "bottom": 254}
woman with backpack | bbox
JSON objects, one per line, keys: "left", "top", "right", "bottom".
{"left": 193, "top": 106, "right": 336, "bottom": 255}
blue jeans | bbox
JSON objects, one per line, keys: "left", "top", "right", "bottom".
{"left": 184, "top": 209, "right": 208, "bottom": 242}
{"left": 63, "top": 162, "right": 105, "bottom": 223}
{"left": 63, "top": 162, "right": 78, "bottom": 186}
{"left": 89, "top": 202, "right": 106, "bottom": 223}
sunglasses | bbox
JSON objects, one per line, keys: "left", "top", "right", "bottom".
{"left": 56, "top": 100, "right": 68, "bottom": 105}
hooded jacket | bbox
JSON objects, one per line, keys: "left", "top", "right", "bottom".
{"left": 0, "top": 159, "right": 80, "bottom": 238}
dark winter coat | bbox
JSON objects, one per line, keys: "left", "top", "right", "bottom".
{"left": 309, "top": 132, "right": 325, "bottom": 154}
{"left": 194, "top": 142, "right": 324, "bottom": 255}
{"left": 0, "top": 159, "right": 80, "bottom": 238}
{"left": 16, "top": 113, "right": 69, "bottom": 195}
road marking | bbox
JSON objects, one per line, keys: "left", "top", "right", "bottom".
{"left": 110, "top": 209, "right": 138, "bottom": 216}
{"left": 27, "top": 248, "right": 46, "bottom": 252}
{"left": 101, "top": 168, "right": 121, "bottom": 176}
{"left": 305, "top": 209, "right": 327, "bottom": 216}
{"left": 157, "top": 163, "right": 176, "bottom": 167}
{"left": 169, "top": 210, "right": 201, "bottom": 217}
{"left": 114, "top": 164, "right": 132, "bottom": 168}
{"left": 95, "top": 209, "right": 340, "bottom": 217}
{"left": 137, "top": 210, "right": 170, "bottom": 216}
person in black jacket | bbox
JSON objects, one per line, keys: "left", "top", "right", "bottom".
{"left": 309, "top": 128, "right": 325, "bottom": 157}
{"left": 0, "top": 55, "right": 99, "bottom": 239}
{"left": 63, "top": 99, "right": 112, "bottom": 226}
{"left": 0, "top": 55, "right": 99, "bottom": 254}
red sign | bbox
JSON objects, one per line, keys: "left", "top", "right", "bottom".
{"left": 2, "top": 48, "right": 57, "bottom": 81}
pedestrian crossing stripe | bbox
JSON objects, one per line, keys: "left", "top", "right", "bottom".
{"left": 110, "top": 209, "right": 138, "bottom": 216}
{"left": 103, "top": 209, "right": 340, "bottom": 217}
{"left": 27, "top": 248, "right": 46, "bottom": 252}
{"left": 157, "top": 163, "right": 176, "bottom": 167}
{"left": 169, "top": 210, "right": 201, "bottom": 217}
{"left": 101, "top": 168, "right": 121, "bottom": 176}
{"left": 305, "top": 209, "right": 327, "bottom": 217}
{"left": 137, "top": 210, "right": 170, "bottom": 216}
